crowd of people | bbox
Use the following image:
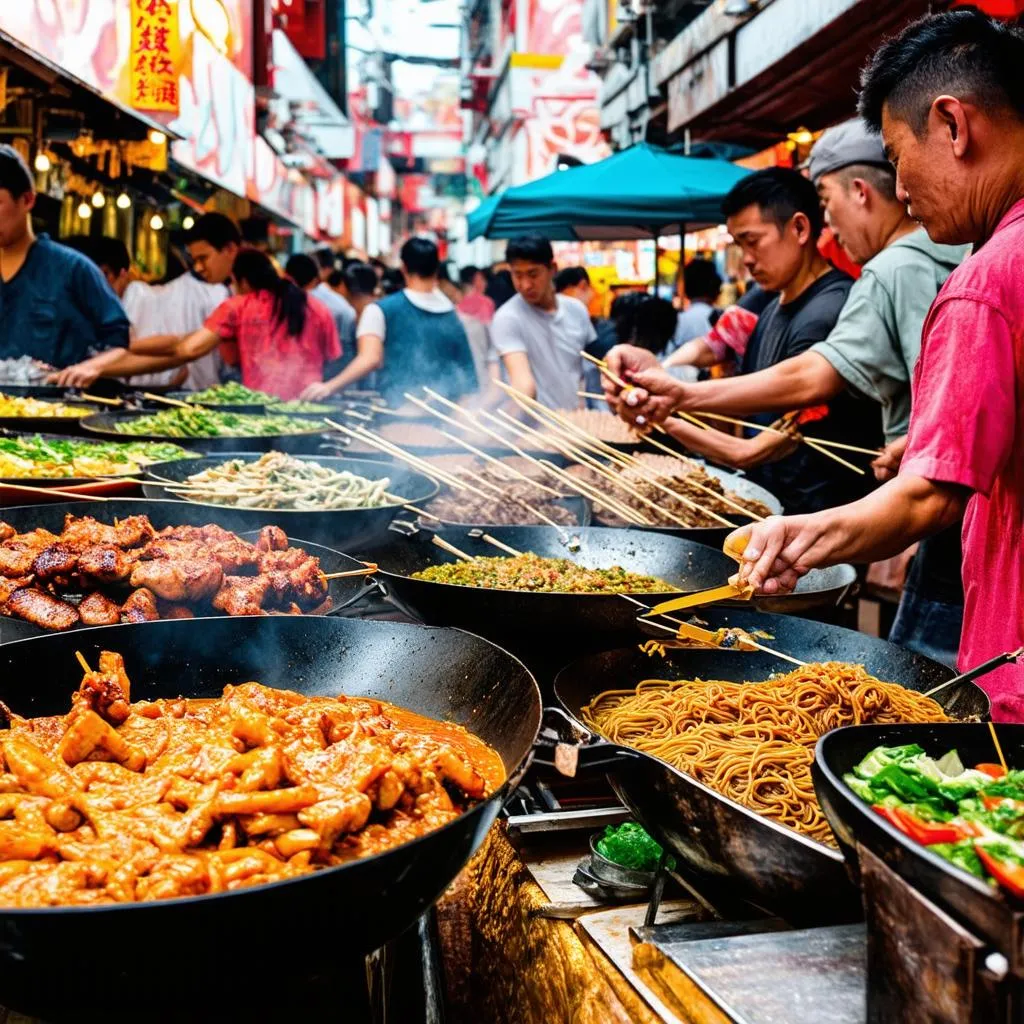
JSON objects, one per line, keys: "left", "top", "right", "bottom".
{"left": 0, "top": 7, "right": 1019, "bottom": 713}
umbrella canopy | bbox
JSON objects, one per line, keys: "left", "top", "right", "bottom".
{"left": 467, "top": 143, "right": 751, "bottom": 241}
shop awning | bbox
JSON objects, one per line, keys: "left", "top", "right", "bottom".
{"left": 467, "top": 143, "right": 750, "bottom": 240}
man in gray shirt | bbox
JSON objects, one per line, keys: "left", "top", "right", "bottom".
{"left": 310, "top": 248, "right": 357, "bottom": 351}
{"left": 491, "top": 235, "right": 596, "bottom": 410}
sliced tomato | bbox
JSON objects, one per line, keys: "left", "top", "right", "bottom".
{"left": 976, "top": 847, "right": 1024, "bottom": 900}
{"left": 981, "top": 795, "right": 1024, "bottom": 811}
{"left": 976, "top": 764, "right": 1008, "bottom": 779}
{"left": 872, "top": 804, "right": 965, "bottom": 845}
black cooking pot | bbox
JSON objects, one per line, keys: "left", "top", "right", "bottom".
{"left": 549, "top": 608, "right": 986, "bottom": 926}
{"left": 140, "top": 453, "right": 439, "bottom": 552}
{"left": 0, "top": 616, "right": 541, "bottom": 1021}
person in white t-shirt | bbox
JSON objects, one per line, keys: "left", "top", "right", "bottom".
{"left": 490, "top": 236, "right": 596, "bottom": 410}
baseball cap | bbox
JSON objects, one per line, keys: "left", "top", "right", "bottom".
{"left": 807, "top": 118, "right": 889, "bottom": 182}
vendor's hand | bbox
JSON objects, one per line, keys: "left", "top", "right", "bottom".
{"left": 732, "top": 424, "right": 800, "bottom": 471}
{"left": 47, "top": 360, "right": 103, "bottom": 389}
{"left": 726, "top": 515, "right": 830, "bottom": 595}
{"left": 608, "top": 366, "right": 687, "bottom": 429}
{"left": 871, "top": 435, "right": 907, "bottom": 482}
{"left": 601, "top": 345, "right": 663, "bottom": 413}
{"left": 299, "top": 380, "right": 336, "bottom": 402}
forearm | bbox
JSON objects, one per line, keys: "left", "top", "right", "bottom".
{"left": 677, "top": 352, "right": 843, "bottom": 417}
{"left": 792, "top": 475, "right": 968, "bottom": 565}
{"left": 323, "top": 350, "right": 381, "bottom": 393}
{"left": 98, "top": 352, "right": 185, "bottom": 378}
{"left": 129, "top": 333, "right": 182, "bottom": 356}
{"left": 662, "top": 417, "right": 763, "bottom": 470}
{"left": 663, "top": 338, "right": 717, "bottom": 369}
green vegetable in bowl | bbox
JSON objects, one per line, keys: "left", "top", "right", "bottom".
{"left": 595, "top": 822, "right": 673, "bottom": 872}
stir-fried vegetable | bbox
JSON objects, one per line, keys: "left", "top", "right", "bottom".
{"left": 0, "top": 435, "right": 189, "bottom": 479}
{"left": 411, "top": 552, "right": 673, "bottom": 594}
{"left": 595, "top": 822, "right": 674, "bottom": 872}
{"left": 171, "top": 452, "right": 392, "bottom": 510}
{"left": 184, "top": 383, "right": 334, "bottom": 414}
{"left": 846, "top": 743, "right": 1024, "bottom": 899}
{"left": 0, "top": 393, "right": 89, "bottom": 418}
{"left": 115, "top": 409, "right": 324, "bottom": 438}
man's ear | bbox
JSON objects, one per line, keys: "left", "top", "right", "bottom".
{"left": 932, "top": 95, "right": 970, "bottom": 158}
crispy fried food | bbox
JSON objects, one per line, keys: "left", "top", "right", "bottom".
{"left": 31, "top": 543, "right": 78, "bottom": 580}
{"left": 0, "top": 656, "right": 503, "bottom": 907}
{"left": 77, "top": 546, "right": 137, "bottom": 584}
{"left": 129, "top": 558, "right": 224, "bottom": 603}
{"left": 257, "top": 525, "right": 288, "bottom": 552}
{"left": 122, "top": 588, "right": 159, "bottom": 623}
{"left": 0, "top": 523, "right": 14, "bottom": 543}
{"left": 78, "top": 592, "right": 122, "bottom": 627}
{"left": 213, "top": 576, "right": 272, "bottom": 616}
{"left": 5, "top": 589, "right": 80, "bottom": 630}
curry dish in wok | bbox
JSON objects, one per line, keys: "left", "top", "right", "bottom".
{"left": 0, "top": 653, "right": 504, "bottom": 907}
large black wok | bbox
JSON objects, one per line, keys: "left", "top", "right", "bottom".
{"left": 551, "top": 608, "right": 987, "bottom": 926}
{"left": 81, "top": 410, "right": 331, "bottom": 454}
{"left": 815, "top": 723, "right": 1024, "bottom": 974}
{"left": 0, "top": 500, "right": 370, "bottom": 643}
{"left": 358, "top": 524, "right": 735, "bottom": 643}
{"left": 140, "top": 453, "right": 439, "bottom": 552}
{"left": 0, "top": 615, "right": 541, "bottom": 1021}
{"left": 0, "top": 396, "right": 96, "bottom": 436}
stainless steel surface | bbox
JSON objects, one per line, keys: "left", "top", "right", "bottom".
{"left": 506, "top": 806, "right": 629, "bottom": 836}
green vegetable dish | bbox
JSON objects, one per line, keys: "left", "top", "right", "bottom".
{"left": 186, "top": 383, "right": 334, "bottom": 414}
{"left": 0, "top": 435, "right": 190, "bottom": 479}
{"left": 846, "top": 743, "right": 1024, "bottom": 899}
{"left": 114, "top": 409, "right": 325, "bottom": 439}
{"left": 595, "top": 822, "right": 673, "bottom": 872}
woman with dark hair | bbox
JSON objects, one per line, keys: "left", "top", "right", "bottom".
{"left": 125, "top": 248, "right": 340, "bottom": 399}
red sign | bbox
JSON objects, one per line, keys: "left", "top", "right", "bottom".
{"left": 129, "top": 0, "right": 181, "bottom": 113}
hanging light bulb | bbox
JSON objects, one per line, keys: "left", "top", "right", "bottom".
{"left": 149, "top": 213, "right": 164, "bottom": 231}
{"left": 91, "top": 192, "right": 106, "bottom": 209}
{"left": 77, "top": 202, "right": 92, "bottom": 219}
{"left": 33, "top": 153, "right": 51, "bottom": 173}
{"left": 182, "top": 214, "right": 195, "bottom": 230}
{"left": 147, "top": 129, "right": 167, "bottom": 146}
{"left": 116, "top": 193, "right": 132, "bottom": 210}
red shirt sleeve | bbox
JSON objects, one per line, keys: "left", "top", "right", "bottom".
{"left": 204, "top": 294, "right": 243, "bottom": 341}
{"left": 901, "top": 295, "right": 1016, "bottom": 496}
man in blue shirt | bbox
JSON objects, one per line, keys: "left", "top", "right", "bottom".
{"left": 0, "top": 145, "right": 128, "bottom": 376}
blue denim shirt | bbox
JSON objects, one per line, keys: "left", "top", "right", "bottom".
{"left": 0, "top": 234, "right": 129, "bottom": 366}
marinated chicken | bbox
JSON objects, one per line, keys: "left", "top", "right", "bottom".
{"left": 0, "top": 516, "right": 336, "bottom": 631}
{"left": 0, "top": 654, "right": 504, "bottom": 907}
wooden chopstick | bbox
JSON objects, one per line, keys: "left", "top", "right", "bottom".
{"left": 79, "top": 393, "right": 124, "bottom": 406}
{"left": 142, "top": 392, "right": 196, "bottom": 408}
{"left": 990, "top": 721, "right": 1009, "bottom": 774}
{"left": 431, "top": 535, "right": 477, "bottom": 562}
{"left": 322, "top": 563, "right": 378, "bottom": 580}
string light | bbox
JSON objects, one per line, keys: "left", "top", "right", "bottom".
{"left": 91, "top": 192, "right": 106, "bottom": 209}
{"left": 76, "top": 202, "right": 92, "bottom": 219}
{"left": 33, "top": 153, "right": 51, "bottom": 173}
{"left": 147, "top": 129, "right": 167, "bottom": 146}
{"left": 149, "top": 213, "right": 164, "bottom": 231}
{"left": 116, "top": 193, "right": 132, "bottom": 210}
{"left": 182, "top": 215, "right": 195, "bottom": 230}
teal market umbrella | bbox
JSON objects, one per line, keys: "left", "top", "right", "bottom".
{"left": 466, "top": 142, "right": 751, "bottom": 241}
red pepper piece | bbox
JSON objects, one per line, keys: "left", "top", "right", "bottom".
{"left": 872, "top": 804, "right": 964, "bottom": 845}
{"left": 977, "top": 764, "right": 1008, "bottom": 779}
{"left": 976, "top": 846, "right": 1024, "bottom": 900}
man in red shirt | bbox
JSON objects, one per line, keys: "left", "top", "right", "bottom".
{"left": 725, "top": 9, "right": 1024, "bottom": 716}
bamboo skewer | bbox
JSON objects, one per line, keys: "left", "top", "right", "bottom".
{"left": 142, "top": 392, "right": 197, "bottom": 409}
{"left": 431, "top": 535, "right": 476, "bottom": 562}
{"left": 693, "top": 411, "right": 882, "bottom": 456}
{"left": 75, "top": 651, "right": 93, "bottom": 674}
{"left": 79, "top": 393, "right": 124, "bottom": 406}
{"left": 990, "top": 721, "right": 1008, "bottom": 774}
{"left": 1, "top": 482, "right": 110, "bottom": 502}
{"left": 801, "top": 438, "right": 866, "bottom": 475}
{"left": 322, "top": 563, "right": 378, "bottom": 580}
{"left": 496, "top": 382, "right": 737, "bottom": 528}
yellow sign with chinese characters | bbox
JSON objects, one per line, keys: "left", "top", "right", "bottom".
{"left": 130, "top": 0, "right": 182, "bottom": 114}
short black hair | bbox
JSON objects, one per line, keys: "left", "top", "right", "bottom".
{"left": 609, "top": 291, "right": 646, "bottom": 344}
{"left": 834, "top": 163, "right": 897, "bottom": 202}
{"left": 721, "top": 167, "right": 824, "bottom": 240}
{"left": 327, "top": 269, "right": 345, "bottom": 288}
{"left": 506, "top": 235, "right": 554, "bottom": 266}
{"left": 459, "top": 264, "right": 481, "bottom": 287}
{"left": 312, "top": 247, "right": 336, "bottom": 271}
{"left": 682, "top": 259, "right": 722, "bottom": 302}
{"left": 93, "top": 236, "right": 131, "bottom": 274}
{"left": 400, "top": 237, "right": 440, "bottom": 278}
{"left": 344, "top": 262, "right": 379, "bottom": 298}
{"left": 185, "top": 212, "right": 241, "bottom": 251}
{"left": 632, "top": 297, "right": 678, "bottom": 354}
{"left": 0, "top": 144, "right": 33, "bottom": 199}
{"left": 381, "top": 266, "right": 407, "bottom": 294}
{"left": 284, "top": 253, "right": 320, "bottom": 289}
{"left": 239, "top": 216, "right": 270, "bottom": 246}
{"left": 554, "top": 266, "right": 590, "bottom": 292}
{"left": 859, "top": 8, "right": 1024, "bottom": 135}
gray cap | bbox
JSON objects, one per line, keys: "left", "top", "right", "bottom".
{"left": 807, "top": 118, "right": 889, "bottom": 182}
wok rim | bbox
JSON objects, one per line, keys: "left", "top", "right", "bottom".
{"left": 141, "top": 453, "right": 441, "bottom": 514}
{"left": 0, "top": 618, "right": 541, "bottom": 918}
{"left": 81, "top": 411, "right": 330, "bottom": 442}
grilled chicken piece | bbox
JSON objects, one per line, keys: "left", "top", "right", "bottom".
{"left": 0, "top": 576, "right": 30, "bottom": 608}
{"left": 77, "top": 545, "right": 138, "bottom": 584}
{"left": 256, "top": 526, "right": 288, "bottom": 552}
{"left": 113, "top": 516, "right": 155, "bottom": 548}
{"left": 0, "top": 523, "right": 14, "bottom": 543}
{"left": 140, "top": 538, "right": 210, "bottom": 562}
{"left": 78, "top": 592, "right": 123, "bottom": 627}
{"left": 31, "top": 543, "right": 79, "bottom": 580}
{"left": 60, "top": 516, "right": 120, "bottom": 551}
{"left": 213, "top": 576, "right": 272, "bottom": 616}
{"left": 5, "top": 589, "right": 80, "bottom": 631}
{"left": 129, "top": 558, "right": 223, "bottom": 602}
{"left": 122, "top": 588, "right": 160, "bottom": 623}
{"left": 258, "top": 548, "right": 309, "bottom": 574}
{"left": 206, "top": 539, "right": 261, "bottom": 574}
{"left": 0, "top": 547, "right": 36, "bottom": 577}
{"left": 265, "top": 560, "right": 328, "bottom": 610}
{"left": 157, "top": 603, "right": 195, "bottom": 620}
